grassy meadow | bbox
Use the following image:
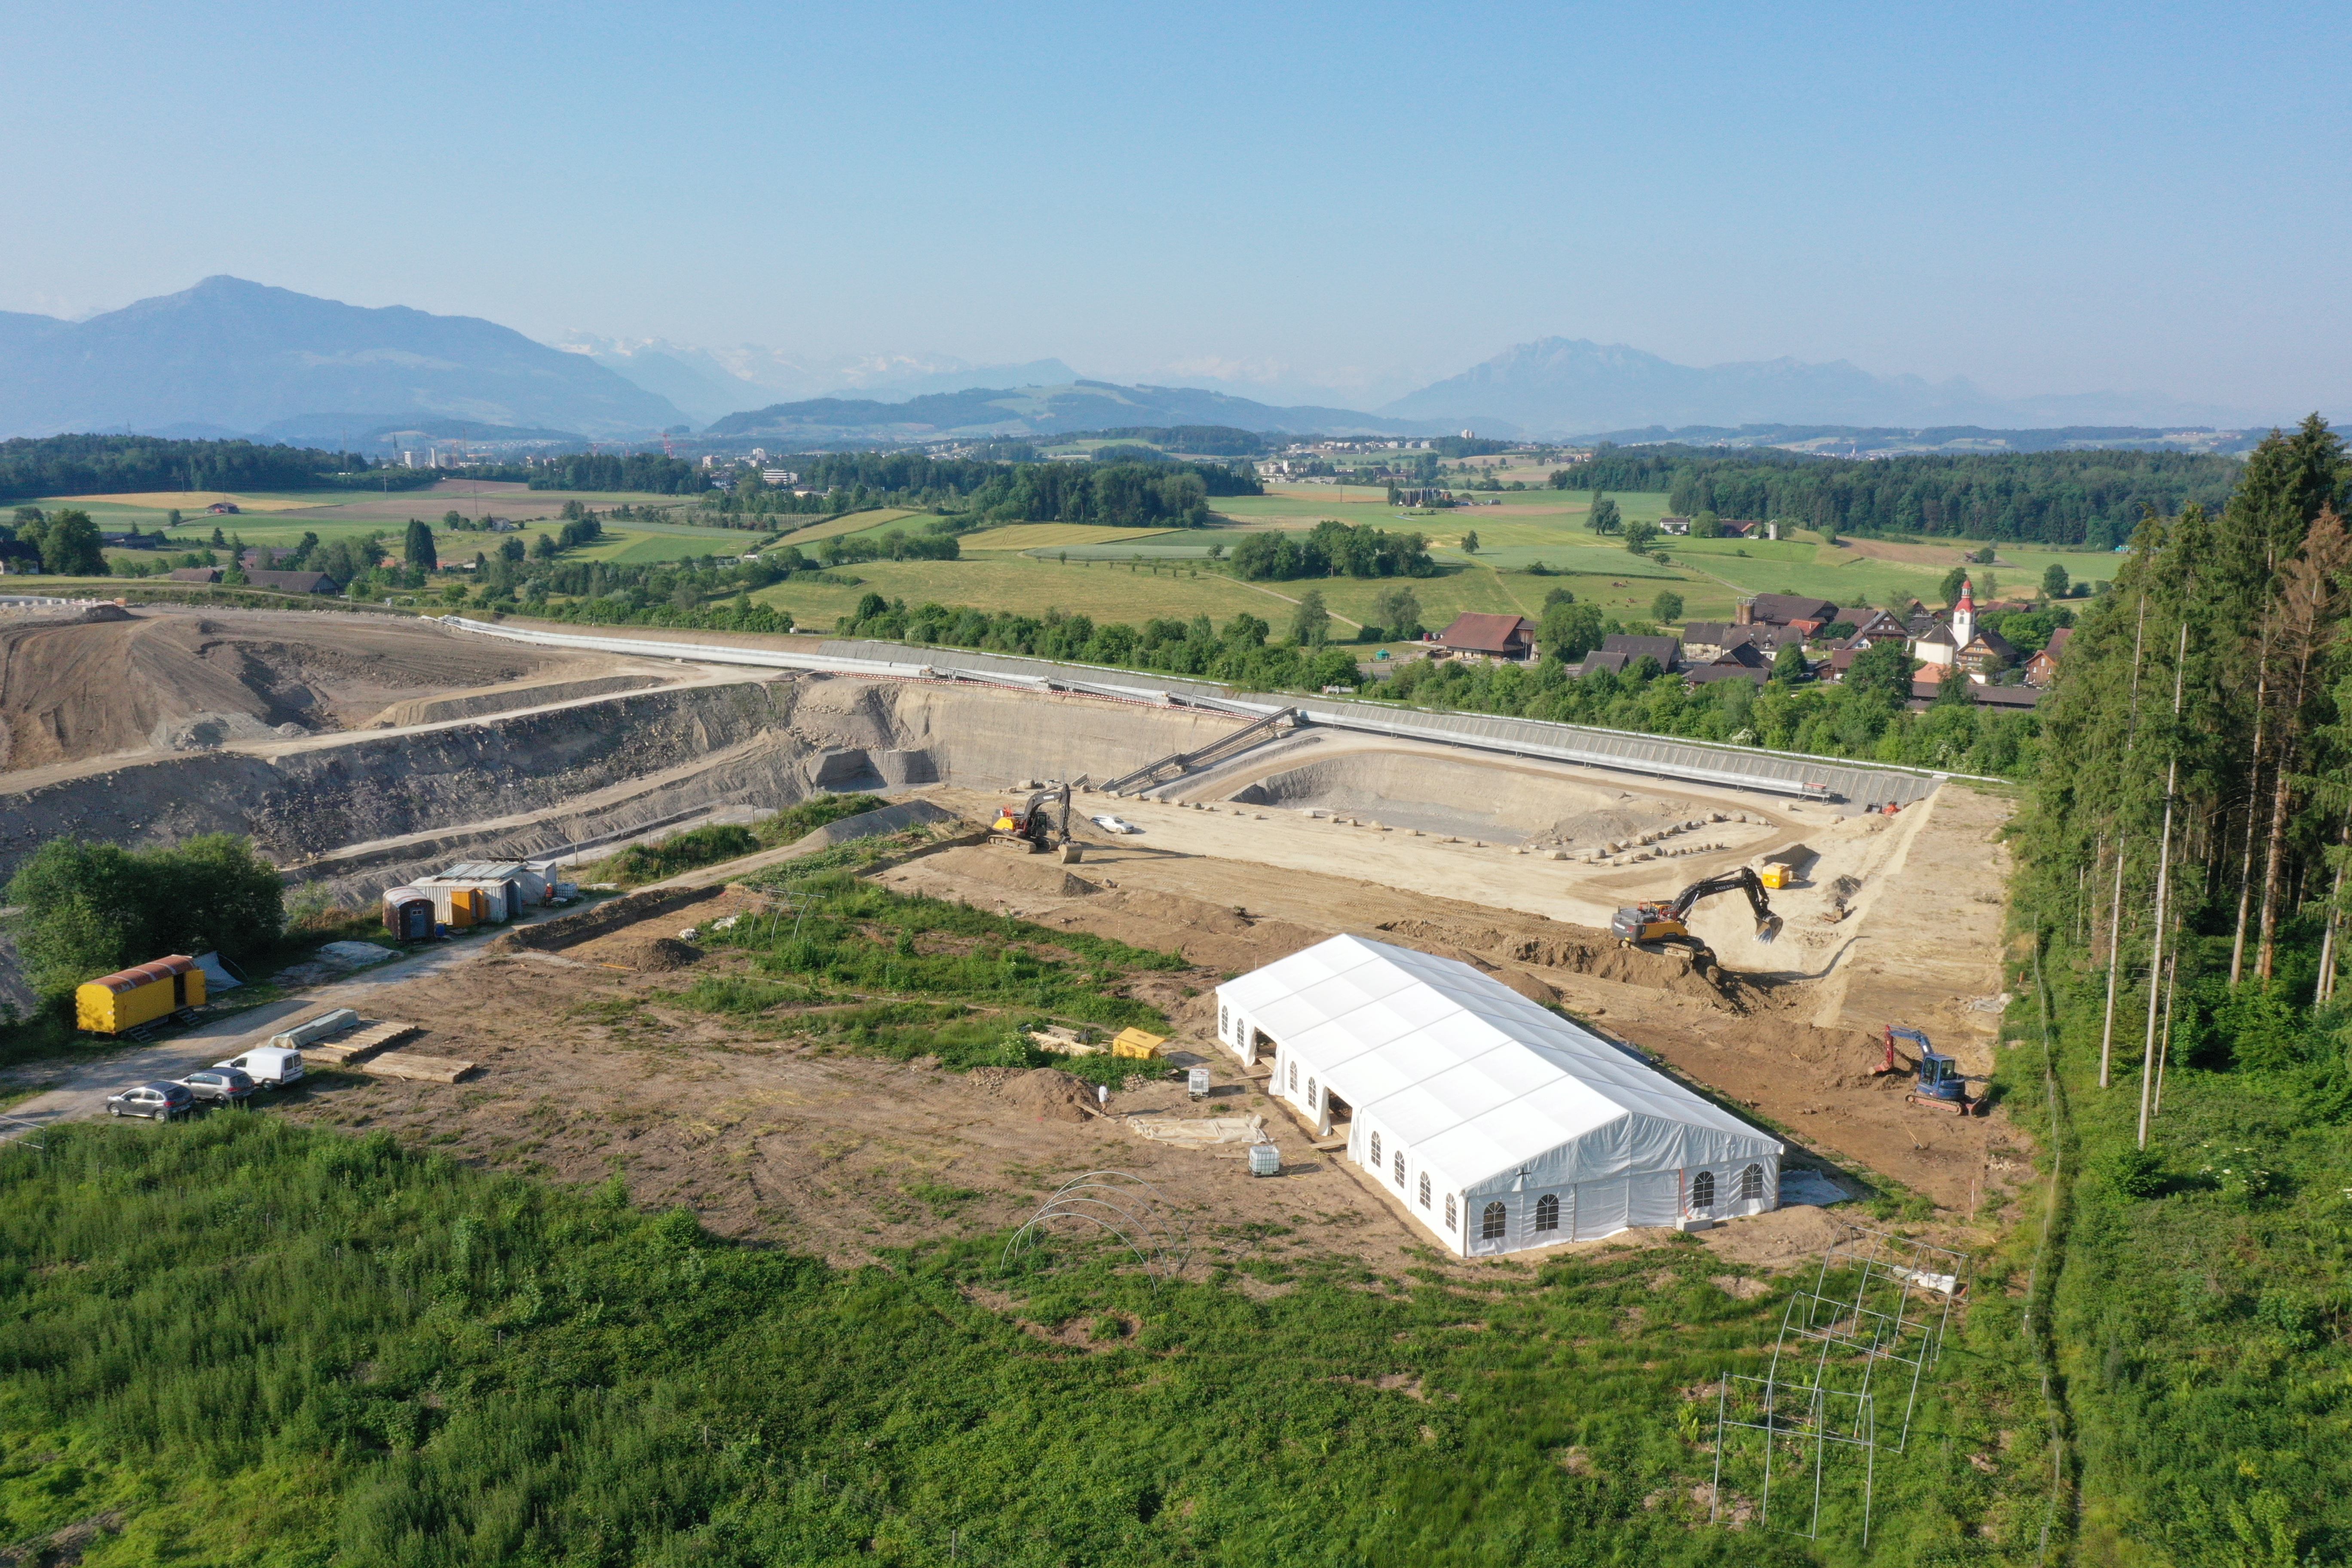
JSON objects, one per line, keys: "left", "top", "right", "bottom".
{"left": 0, "top": 1112, "right": 2056, "bottom": 1565}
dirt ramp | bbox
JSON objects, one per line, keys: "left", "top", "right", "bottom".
{"left": 366, "top": 672, "right": 673, "bottom": 727}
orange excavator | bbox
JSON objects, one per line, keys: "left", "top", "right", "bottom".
{"left": 991, "top": 782, "right": 1072, "bottom": 855}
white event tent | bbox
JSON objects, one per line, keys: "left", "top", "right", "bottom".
{"left": 1215, "top": 934, "right": 1782, "bottom": 1256}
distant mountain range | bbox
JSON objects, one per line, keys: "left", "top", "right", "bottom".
{"left": 0, "top": 279, "right": 2282, "bottom": 450}
{"left": 0, "top": 277, "right": 686, "bottom": 441}
{"left": 704, "top": 382, "right": 1446, "bottom": 443}
{"left": 1380, "top": 337, "right": 2260, "bottom": 436}
{"left": 557, "top": 335, "right": 1086, "bottom": 425}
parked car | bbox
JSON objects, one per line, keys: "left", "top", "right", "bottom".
{"left": 214, "top": 1045, "right": 304, "bottom": 1088}
{"left": 106, "top": 1081, "right": 195, "bottom": 1121}
{"left": 178, "top": 1066, "right": 256, "bottom": 1108}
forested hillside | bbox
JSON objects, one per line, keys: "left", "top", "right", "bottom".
{"left": 0, "top": 434, "right": 416, "bottom": 502}
{"left": 1998, "top": 413, "right": 2352, "bottom": 1560}
{"left": 1554, "top": 443, "right": 2243, "bottom": 547}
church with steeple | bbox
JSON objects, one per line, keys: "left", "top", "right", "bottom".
{"left": 1909, "top": 578, "right": 2017, "bottom": 683}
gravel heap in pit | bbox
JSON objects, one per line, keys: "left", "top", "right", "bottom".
{"left": 0, "top": 606, "right": 628, "bottom": 772}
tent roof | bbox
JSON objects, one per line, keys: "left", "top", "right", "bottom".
{"left": 1219, "top": 935, "right": 1779, "bottom": 1189}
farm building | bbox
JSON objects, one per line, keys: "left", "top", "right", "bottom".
{"left": 1214, "top": 935, "right": 1782, "bottom": 1256}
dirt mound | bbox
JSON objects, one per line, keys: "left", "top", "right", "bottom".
{"left": 922, "top": 846, "right": 1104, "bottom": 897}
{"left": 582, "top": 936, "right": 704, "bottom": 972}
{"left": 971, "top": 1066, "right": 1099, "bottom": 1122}
{"left": 1375, "top": 916, "right": 1739, "bottom": 1008}
{"left": 0, "top": 607, "right": 591, "bottom": 771}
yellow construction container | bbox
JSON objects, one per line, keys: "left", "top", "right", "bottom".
{"left": 76, "top": 955, "right": 206, "bottom": 1035}
{"left": 1759, "top": 864, "right": 1792, "bottom": 890}
{"left": 1110, "top": 1027, "right": 1168, "bottom": 1060}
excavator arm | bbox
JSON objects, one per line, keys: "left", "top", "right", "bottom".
{"left": 1664, "top": 867, "right": 1783, "bottom": 943}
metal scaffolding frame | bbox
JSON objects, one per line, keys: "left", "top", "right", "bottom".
{"left": 1711, "top": 1225, "right": 1969, "bottom": 1542}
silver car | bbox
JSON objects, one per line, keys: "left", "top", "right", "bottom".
{"left": 178, "top": 1067, "right": 257, "bottom": 1108}
{"left": 106, "top": 1081, "right": 195, "bottom": 1121}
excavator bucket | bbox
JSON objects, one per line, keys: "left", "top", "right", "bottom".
{"left": 1755, "top": 913, "right": 1783, "bottom": 943}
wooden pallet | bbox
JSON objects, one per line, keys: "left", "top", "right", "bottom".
{"left": 304, "top": 1020, "right": 418, "bottom": 1065}
{"left": 360, "top": 1051, "right": 477, "bottom": 1084}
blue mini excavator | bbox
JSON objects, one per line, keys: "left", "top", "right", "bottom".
{"left": 1873, "top": 1025, "right": 1981, "bottom": 1115}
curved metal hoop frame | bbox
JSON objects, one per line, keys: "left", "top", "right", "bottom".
{"left": 1002, "top": 1170, "right": 1191, "bottom": 1282}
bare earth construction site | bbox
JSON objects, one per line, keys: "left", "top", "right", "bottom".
{"left": 4, "top": 603, "right": 2022, "bottom": 1272}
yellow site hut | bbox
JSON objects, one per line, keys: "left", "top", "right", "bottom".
{"left": 76, "top": 955, "right": 206, "bottom": 1035}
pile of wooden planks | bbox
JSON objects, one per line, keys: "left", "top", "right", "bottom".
{"left": 303, "top": 1020, "right": 417, "bottom": 1064}
{"left": 361, "top": 1051, "right": 478, "bottom": 1084}
{"left": 302, "top": 1019, "right": 479, "bottom": 1083}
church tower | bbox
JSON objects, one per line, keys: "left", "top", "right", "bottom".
{"left": 1952, "top": 577, "right": 1976, "bottom": 650}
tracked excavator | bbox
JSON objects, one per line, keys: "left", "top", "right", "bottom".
{"left": 1611, "top": 867, "right": 1783, "bottom": 971}
{"left": 991, "top": 782, "right": 1076, "bottom": 857}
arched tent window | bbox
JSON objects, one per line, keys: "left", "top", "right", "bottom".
{"left": 1534, "top": 1193, "right": 1560, "bottom": 1232}
{"left": 1288, "top": 1062, "right": 1297, "bottom": 1092}
{"left": 1219, "top": 1004, "right": 1229, "bottom": 1038}
{"left": 1691, "top": 1170, "right": 1717, "bottom": 1210}
{"left": 1393, "top": 1151, "right": 1406, "bottom": 1186}
{"left": 1481, "top": 1201, "right": 1507, "bottom": 1240}
{"left": 1444, "top": 1194, "right": 1457, "bottom": 1231}
{"left": 1418, "top": 1173, "right": 1431, "bottom": 1208}
{"left": 1369, "top": 1132, "right": 1382, "bottom": 1167}
{"left": 1738, "top": 1163, "right": 1764, "bottom": 1201}
{"left": 1305, "top": 1076, "right": 1317, "bottom": 1108}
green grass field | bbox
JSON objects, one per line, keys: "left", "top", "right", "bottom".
{"left": 0, "top": 1109, "right": 2055, "bottom": 1564}
{"left": 63, "top": 475, "right": 2111, "bottom": 637}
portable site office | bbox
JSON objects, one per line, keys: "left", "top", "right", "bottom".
{"left": 410, "top": 876, "right": 520, "bottom": 924}
{"left": 1214, "top": 935, "right": 1782, "bottom": 1257}
{"left": 439, "top": 860, "right": 558, "bottom": 907}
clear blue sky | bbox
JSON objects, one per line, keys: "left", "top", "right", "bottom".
{"left": 3, "top": 1, "right": 2345, "bottom": 413}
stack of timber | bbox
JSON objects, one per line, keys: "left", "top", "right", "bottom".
{"left": 301, "top": 1018, "right": 478, "bottom": 1082}
{"left": 303, "top": 1019, "right": 416, "bottom": 1064}
{"left": 362, "top": 1049, "right": 479, "bottom": 1084}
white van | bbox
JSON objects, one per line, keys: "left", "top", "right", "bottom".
{"left": 217, "top": 1045, "right": 305, "bottom": 1087}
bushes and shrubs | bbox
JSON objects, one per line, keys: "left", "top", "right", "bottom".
{"left": 4, "top": 835, "right": 282, "bottom": 1013}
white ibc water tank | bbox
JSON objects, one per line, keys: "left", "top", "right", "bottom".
{"left": 1248, "top": 1142, "right": 1281, "bottom": 1177}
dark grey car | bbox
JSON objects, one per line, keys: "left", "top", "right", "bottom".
{"left": 178, "top": 1067, "right": 256, "bottom": 1108}
{"left": 105, "top": 1081, "right": 195, "bottom": 1121}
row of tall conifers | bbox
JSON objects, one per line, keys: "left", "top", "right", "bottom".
{"left": 2015, "top": 414, "right": 2352, "bottom": 1140}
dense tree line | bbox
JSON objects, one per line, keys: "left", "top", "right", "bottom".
{"left": 0, "top": 435, "right": 419, "bottom": 503}
{"left": 1377, "top": 629, "right": 2034, "bottom": 775}
{"left": 1996, "top": 414, "right": 2352, "bottom": 1562}
{"left": 839, "top": 597, "right": 1366, "bottom": 694}
{"left": 525, "top": 453, "right": 703, "bottom": 493}
{"left": 1226, "top": 519, "right": 1436, "bottom": 581}
{"left": 2019, "top": 413, "right": 2352, "bottom": 1064}
{"left": 1552, "top": 443, "right": 2243, "bottom": 546}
